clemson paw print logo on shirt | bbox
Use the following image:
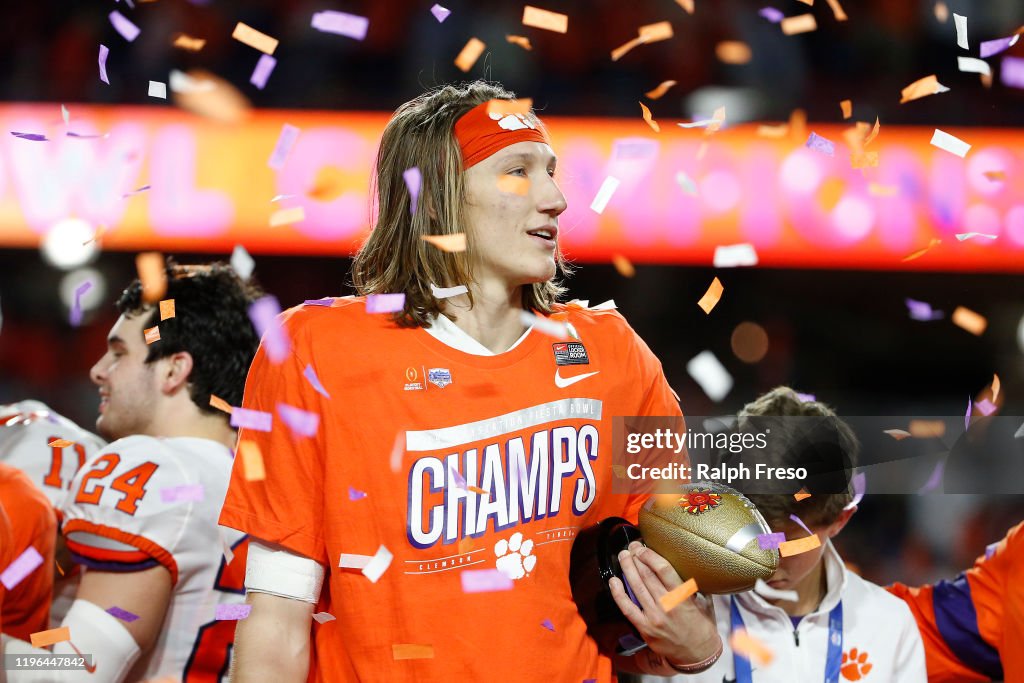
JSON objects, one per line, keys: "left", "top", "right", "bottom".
{"left": 495, "top": 531, "right": 536, "bottom": 580}
{"left": 841, "top": 648, "right": 873, "bottom": 680}
{"left": 489, "top": 112, "right": 538, "bottom": 131}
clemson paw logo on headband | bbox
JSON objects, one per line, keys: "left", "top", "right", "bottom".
{"left": 488, "top": 112, "right": 538, "bottom": 132}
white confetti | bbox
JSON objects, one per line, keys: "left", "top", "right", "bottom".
{"left": 231, "top": 245, "right": 256, "bottom": 280}
{"left": 148, "top": 81, "right": 167, "bottom": 99}
{"left": 958, "top": 57, "right": 991, "bottom": 76}
{"left": 429, "top": 283, "right": 469, "bottom": 299}
{"left": 686, "top": 350, "right": 733, "bottom": 402}
{"left": 953, "top": 13, "right": 968, "bottom": 49}
{"left": 361, "top": 545, "right": 393, "bottom": 583}
{"left": 519, "top": 310, "right": 569, "bottom": 339}
{"left": 338, "top": 553, "right": 372, "bottom": 569}
{"left": 589, "top": 176, "right": 620, "bottom": 214}
{"left": 713, "top": 243, "right": 759, "bottom": 268}
{"left": 930, "top": 129, "right": 971, "bottom": 158}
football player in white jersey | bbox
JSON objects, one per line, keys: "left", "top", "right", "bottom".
{"left": 3, "top": 260, "right": 262, "bottom": 683}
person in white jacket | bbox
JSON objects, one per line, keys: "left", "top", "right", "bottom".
{"left": 638, "top": 387, "right": 926, "bottom": 683}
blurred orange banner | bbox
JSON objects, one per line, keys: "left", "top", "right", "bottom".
{"left": 1, "top": 103, "right": 1022, "bottom": 271}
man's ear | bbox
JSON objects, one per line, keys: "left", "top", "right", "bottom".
{"left": 159, "top": 351, "right": 194, "bottom": 396}
{"left": 826, "top": 505, "right": 857, "bottom": 538}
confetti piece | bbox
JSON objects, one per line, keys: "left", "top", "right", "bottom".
{"left": 158, "top": 299, "right": 175, "bottom": 321}
{"left": 48, "top": 438, "right": 74, "bottom": 448}
{"left": 645, "top": 80, "right": 677, "bottom": 100}
{"left": 522, "top": 6, "right": 568, "bottom": 33}
{"left": 249, "top": 295, "right": 290, "bottom": 362}
{"left": 160, "top": 484, "right": 205, "bottom": 503}
{"left": 757, "top": 532, "right": 786, "bottom": 550}
{"left": 430, "top": 4, "right": 451, "bottom": 22}
{"left": 230, "top": 407, "right": 273, "bottom": 432}
{"left": 955, "top": 232, "right": 997, "bottom": 241}
{"left": 98, "top": 45, "right": 110, "bottom": 84}
{"left": 825, "top": 0, "right": 848, "bottom": 21}
{"left": 686, "top": 350, "right": 732, "bottom": 402}
{"left": 390, "top": 432, "right": 405, "bottom": 472}
{"left": 731, "top": 628, "right": 774, "bottom": 666}
{"left": 951, "top": 306, "right": 986, "bottom": 335}
{"left": 781, "top": 14, "right": 817, "bottom": 35}
{"left": 905, "top": 298, "right": 943, "bottom": 321}
{"left": 506, "top": 35, "right": 533, "bottom": 50}
{"left": 31, "top": 626, "right": 71, "bottom": 649}
{"left": 672, "top": 172, "right": 698, "bottom": 197}
{"left": 230, "top": 245, "right": 255, "bottom": 281}
{"left": 496, "top": 176, "right": 529, "bottom": 195}
{"left": 311, "top": 10, "right": 369, "bottom": 40}
{"left": 934, "top": 2, "right": 949, "bottom": 22}
{"left": 611, "top": 254, "right": 635, "bottom": 278}
{"left": 144, "top": 326, "right": 161, "bottom": 344}
{"left": 984, "top": 543, "right": 999, "bottom": 560}
{"left": 965, "top": 396, "right": 973, "bottom": 431}
{"left": 976, "top": 398, "right": 997, "bottom": 416}
{"left": 794, "top": 490, "right": 811, "bottom": 502}
{"left": 366, "top": 293, "right": 406, "bottom": 314}
{"left": 845, "top": 471, "right": 866, "bottom": 509}
{"left": 348, "top": 486, "right": 367, "bottom": 501}
{"left": 168, "top": 69, "right": 217, "bottom": 95}
{"left": 992, "top": 374, "right": 1001, "bottom": 401}
{"left": 754, "top": 578, "right": 799, "bottom": 602}
{"left": 840, "top": 99, "right": 852, "bottom": 119}
{"left": 148, "top": 81, "right": 167, "bottom": 99}
{"left": 277, "top": 403, "right": 319, "bottom": 438}
{"left": 716, "top": 41, "right": 752, "bottom": 64}
{"left": 1001, "top": 56, "right": 1024, "bottom": 89}
{"left": 778, "top": 534, "right": 821, "bottom": 557}
{"left": 902, "top": 238, "right": 942, "bottom": 262}
{"left": 269, "top": 206, "right": 305, "bottom": 228}
{"left": 467, "top": 485, "right": 488, "bottom": 495}
{"left": 109, "top": 11, "right": 140, "bottom": 42}
{"left": 303, "top": 298, "right": 334, "bottom": 307}
{"left": 338, "top": 553, "right": 371, "bottom": 569}
{"left": 70, "top": 280, "right": 92, "bottom": 327}
{"left": 639, "top": 102, "right": 660, "bottom": 132}
{"left": 954, "top": 13, "right": 968, "bottom": 49}
{"left": 209, "top": 395, "right": 233, "bottom": 414}
{"left": 461, "top": 569, "right": 514, "bottom": 593}
{"left": 453, "top": 37, "right": 487, "bottom": 72}
{"left": 759, "top": 7, "right": 784, "bottom": 23}
{"left": 486, "top": 98, "right": 534, "bottom": 116}
{"left": 215, "top": 604, "right": 252, "bottom": 621}
{"left": 55, "top": 562, "right": 64, "bottom": 577}
{"left": 639, "top": 21, "right": 673, "bottom": 43}
{"left": 268, "top": 123, "right": 300, "bottom": 171}
{"left": 590, "top": 176, "right": 620, "bottom": 214}
{"left": 658, "top": 578, "right": 698, "bottom": 612}
{"left": 541, "top": 619, "right": 555, "bottom": 631}
{"left": 303, "top": 364, "right": 330, "bottom": 399}
{"left": 980, "top": 34, "right": 1019, "bottom": 59}
{"left": 430, "top": 283, "right": 469, "bottom": 299}
{"left": 713, "top": 243, "right": 758, "bottom": 268}
{"left": 900, "top": 75, "right": 950, "bottom": 104}
{"left": 362, "top": 545, "right": 393, "bottom": 583}
{"left": 884, "top": 429, "right": 911, "bottom": 440}
{"left": 611, "top": 36, "right": 646, "bottom": 61}
{"left": 238, "top": 440, "right": 265, "bottom": 481}
{"left": 232, "top": 22, "right": 278, "bottom": 55}
{"left": 136, "top": 252, "right": 167, "bottom": 304}
{"left": 789, "top": 513, "right": 813, "bottom": 534}
{"left": 403, "top": 167, "right": 421, "bottom": 214}
{"left": 1, "top": 547, "right": 44, "bottom": 590}
{"left": 11, "top": 132, "right": 47, "bottom": 141}
{"left": 250, "top": 54, "right": 277, "bottom": 90}
{"left": 918, "top": 460, "right": 944, "bottom": 494}
{"left": 312, "top": 612, "right": 336, "bottom": 624}
{"left": 909, "top": 420, "right": 946, "bottom": 438}
{"left": 675, "top": 0, "right": 694, "bottom": 13}
{"left": 218, "top": 528, "right": 236, "bottom": 565}
{"left": 392, "top": 644, "right": 434, "bottom": 660}
{"left": 520, "top": 310, "right": 569, "bottom": 340}
{"left": 982, "top": 170, "right": 1005, "bottom": 181}
{"left": 805, "top": 131, "right": 835, "bottom": 156}
{"left": 697, "top": 277, "right": 724, "bottom": 314}
{"left": 172, "top": 34, "right": 206, "bottom": 52}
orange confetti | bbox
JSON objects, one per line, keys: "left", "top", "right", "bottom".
{"left": 826, "top": 0, "right": 849, "bottom": 21}
{"left": 467, "top": 486, "right": 488, "bottom": 495}
{"left": 454, "top": 37, "right": 486, "bottom": 72}
{"left": 902, "top": 238, "right": 941, "bottom": 262}
{"left": 159, "top": 299, "right": 175, "bottom": 321}
{"left": 639, "top": 102, "right": 660, "bottom": 132}
{"left": 788, "top": 108, "right": 807, "bottom": 141}
{"left": 674, "top": 0, "right": 694, "bottom": 14}
{"left": 716, "top": 41, "right": 752, "bottom": 64}
{"left": 144, "top": 326, "right": 161, "bottom": 345}
{"left": 982, "top": 170, "right": 1006, "bottom": 182}
{"left": 639, "top": 21, "right": 674, "bottom": 43}
{"left": 232, "top": 22, "right": 278, "bottom": 55}
{"left": 48, "top": 438, "right": 74, "bottom": 448}
{"left": 172, "top": 69, "right": 252, "bottom": 124}
{"left": 658, "top": 578, "right": 698, "bottom": 612}
{"left": 818, "top": 178, "right": 845, "bottom": 212}
{"left": 136, "top": 252, "right": 166, "bottom": 304}
{"left": 392, "top": 644, "right": 435, "bottom": 660}
{"left": 612, "top": 254, "right": 635, "bottom": 278}
{"left": 55, "top": 561, "right": 64, "bottom": 577}
{"left": 795, "top": 0, "right": 813, "bottom": 4}
{"left": 778, "top": 534, "right": 821, "bottom": 557}
{"left": 900, "top": 75, "right": 949, "bottom": 104}
{"left": 457, "top": 537, "right": 475, "bottom": 554}
{"left": 851, "top": 150, "right": 880, "bottom": 169}
{"left": 909, "top": 420, "right": 946, "bottom": 438}
{"left": 952, "top": 306, "right": 987, "bottom": 336}
{"left": 83, "top": 223, "right": 108, "bottom": 246}
{"left": 705, "top": 106, "right": 727, "bottom": 136}
{"left": 840, "top": 99, "right": 852, "bottom": 119}
{"left": 307, "top": 166, "right": 347, "bottom": 201}
{"left": 730, "top": 628, "right": 774, "bottom": 666}
{"left": 781, "top": 14, "right": 817, "bottom": 35}
{"left": 209, "top": 395, "right": 234, "bottom": 414}
{"left": 172, "top": 34, "right": 206, "bottom": 52}
{"left": 506, "top": 35, "right": 533, "bottom": 50}
{"left": 270, "top": 206, "right": 305, "bottom": 227}
{"left": 992, "top": 374, "right": 1001, "bottom": 401}
{"left": 421, "top": 233, "right": 467, "bottom": 253}
{"left": 645, "top": 80, "right": 677, "bottom": 100}
{"left": 697, "top": 277, "right": 724, "bottom": 314}
{"left": 238, "top": 440, "right": 266, "bottom": 481}
{"left": 868, "top": 183, "right": 898, "bottom": 197}
{"left": 884, "top": 429, "right": 912, "bottom": 440}
{"left": 934, "top": 2, "right": 949, "bottom": 22}
{"left": 611, "top": 35, "right": 646, "bottom": 61}
{"left": 757, "top": 124, "right": 788, "bottom": 138}
{"left": 794, "top": 489, "right": 812, "bottom": 501}
{"left": 497, "top": 176, "right": 530, "bottom": 195}
{"left": 486, "top": 98, "right": 533, "bottom": 116}
{"left": 31, "top": 626, "right": 71, "bottom": 648}
{"left": 522, "top": 6, "right": 568, "bottom": 33}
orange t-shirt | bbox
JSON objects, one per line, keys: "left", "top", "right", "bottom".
{"left": 0, "top": 462, "right": 57, "bottom": 640}
{"left": 0, "top": 497, "right": 12, "bottom": 635}
{"left": 220, "top": 299, "right": 683, "bottom": 683}
{"left": 888, "top": 521, "right": 1024, "bottom": 682}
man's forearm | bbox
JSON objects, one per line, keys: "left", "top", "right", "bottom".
{"left": 613, "top": 648, "right": 683, "bottom": 676}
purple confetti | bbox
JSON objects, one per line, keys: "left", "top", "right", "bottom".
{"left": 449, "top": 464, "right": 467, "bottom": 490}
{"left": 303, "top": 364, "right": 331, "bottom": 398}
{"left": 121, "top": 184, "right": 151, "bottom": 198}
{"left": 250, "top": 54, "right": 277, "bottom": 90}
{"left": 976, "top": 397, "right": 997, "bottom": 416}
{"left": 847, "top": 471, "right": 866, "bottom": 509}
{"left": 106, "top": 606, "right": 140, "bottom": 622}
{"left": 403, "top": 166, "right": 421, "bottom": 215}
{"left": 430, "top": 4, "right": 451, "bottom": 22}
{"left": 10, "top": 132, "right": 47, "bottom": 141}
{"left": 109, "top": 10, "right": 141, "bottom": 42}
{"left": 98, "top": 44, "right": 110, "bottom": 84}
{"left": 1, "top": 547, "right": 44, "bottom": 590}
{"left": 541, "top": 619, "right": 555, "bottom": 631}
{"left": 789, "top": 513, "right": 812, "bottom": 535}
{"left": 905, "top": 297, "right": 943, "bottom": 321}
{"left": 795, "top": 392, "right": 816, "bottom": 403}
{"left": 758, "top": 7, "right": 784, "bottom": 23}
{"left": 248, "top": 296, "right": 290, "bottom": 363}
{"left": 277, "top": 402, "right": 320, "bottom": 438}
{"left": 214, "top": 603, "right": 252, "bottom": 621}
{"left": 70, "top": 280, "right": 92, "bottom": 327}
{"left": 1001, "top": 56, "right": 1024, "bottom": 90}
{"left": 365, "top": 293, "right": 406, "bottom": 314}
{"left": 311, "top": 10, "right": 369, "bottom": 40}
{"left": 67, "top": 131, "right": 108, "bottom": 139}
{"left": 965, "top": 395, "right": 973, "bottom": 431}
{"left": 980, "top": 34, "right": 1019, "bottom": 59}
{"left": 757, "top": 532, "right": 786, "bottom": 550}
{"left": 348, "top": 486, "right": 367, "bottom": 501}
{"left": 160, "top": 484, "right": 205, "bottom": 503}
{"left": 918, "top": 460, "right": 945, "bottom": 494}
{"left": 230, "top": 406, "right": 273, "bottom": 432}
{"left": 806, "top": 131, "right": 835, "bottom": 156}
{"left": 268, "top": 124, "right": 300, "bottom": 171}
{"left": 460, "top": 569, "right": 514, "bottom": 593}
{"left": 984, "top": 542, "right": 999, "bottom": 560}
{"left": 303, "top": 297, "right": 334, "bottom": 307}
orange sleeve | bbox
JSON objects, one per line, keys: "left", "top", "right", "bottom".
{"left": 0, "top": 500, "right": 12, "bottom": 636}
{"left": 219, "top": 310, "right": 329, "bottom": 566}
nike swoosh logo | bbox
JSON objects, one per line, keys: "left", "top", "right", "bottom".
{"left": 69, "top": 641, "right": 96, "bottom": 674}
{"left": 554, "top": 369, "right": 600, "bottom": 388}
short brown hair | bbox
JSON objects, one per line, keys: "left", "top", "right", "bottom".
{"left": 351, "top": 80, "right": 571, "bottom": 328}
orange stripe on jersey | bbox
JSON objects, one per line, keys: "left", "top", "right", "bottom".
{"left": 65, "top": 538, "right": 152, "bottom": 565}
{"left": 62, "top": 519, "right": 179, "bottom": 586}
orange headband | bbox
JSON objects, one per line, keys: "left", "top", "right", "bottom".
{"left": 454, "top": 100, "right": 549, "bottom": 170}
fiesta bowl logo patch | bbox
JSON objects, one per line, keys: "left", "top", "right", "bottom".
{"left": 678, "top": 490, "right": 722, "bottom": 515}
{"left": 552, "top": 342, "right": 589, "bottom": 366}
{"left": 428, "top": 368, "right": 452, "bottom": 388}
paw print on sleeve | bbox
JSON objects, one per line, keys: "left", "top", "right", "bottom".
{"left": 494, "top": 531, "right": 536, "bottom": 580}
{"left": 840, "top": 648, "right": 873, "bottom": 681}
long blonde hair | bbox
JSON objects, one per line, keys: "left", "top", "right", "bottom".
{"left": 351, "top": 80, "right": 571, "bottom": 328}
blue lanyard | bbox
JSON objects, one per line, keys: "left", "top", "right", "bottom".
{"left": 730, "top": 596, "right": 843, "bottom": 683}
